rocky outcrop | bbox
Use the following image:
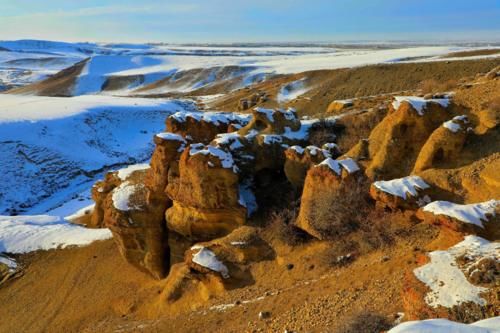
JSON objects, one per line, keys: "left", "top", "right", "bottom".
{"left": 413, "top": 115, "right": 469, "bottom": 173}
{"left": 166, "top": 144, "right": 246, "bottom": 241}
{"left": 103, "top": 168, "right": 170, "bottom": 279}
{"left": 370, "top": 176, "right": 433, "bottom": 210}
{"left": 185, "top": 226, "right": 273, "bottom": 279}
{"left": 295, "top": 157, "right": 361, "bottom": 239}
{"left": 404, "top": 236, "right": 499, "bottom": 322}
{"left": 166, "top": 111, "right": 250, "bottom": 144}
{"left": 416, "top": 200, "right": 499, "bottom": 237}
{"left": 347, "top": 97, "right": 453, "bottom": 180}
{"left": 284, "top": 144, "right": 340, "bottom": 188}
{"left": 418, "top": 153, "right": 500, "bottom": 204}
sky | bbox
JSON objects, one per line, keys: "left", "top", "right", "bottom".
{"left": 0, "top": 0, "right": 499, "bottom": 43}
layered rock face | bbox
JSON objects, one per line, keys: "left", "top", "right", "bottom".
{"left": 92, "top": 107, "right": 319, "bottom": 278}
{"left": 94, "top": 167, "right": 170, "bottom": 279}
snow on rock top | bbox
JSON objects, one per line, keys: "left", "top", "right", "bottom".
{"left": 389, "top": 317, "right": 500, "bottom": 333}
{"left": 373, "top": 176, "right": 430, "bottom": 200}
{"left": 254, "top": 107, "right": 297, "bottom": 123}
{"left": 413, "top": 235, "right": 499, "bottom": 308}
{"left": 423, "top": 200, "right": 498, "bottom": 228}
{"left": 117, "top": 163, "right": 150, "bottom": 181}
{"left": 318, "top": 157, "right": 359, "bottom": 175}
{"left": 189, "top": 144, "right": 238, "bottom": 173}
{"left": 443, "top": 115, "right": 468, "bottom": 133}
{"left": 169, "top": 111, "right": 250, "bottom": 126}
{"left": 392, "top": 96, "right": 450, "bottom": 116}
{"left": 111, "top": 181, "right": 145, "bottom": 211}
{"left": 155, "top": 132, "right": 186, "bottom": 142}
{"left": 0, "top": 215, "right": 112, "bottom": 253}
{"left": 192, "top": 246, "right": 230, "bottom": 279}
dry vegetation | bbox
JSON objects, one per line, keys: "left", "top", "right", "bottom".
{"left": 418, "top": 78, "right": 459, "bottom": 94}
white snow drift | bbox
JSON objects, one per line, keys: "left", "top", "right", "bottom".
{"left": 413, "top": 235, "right": 499, "bottom": 308}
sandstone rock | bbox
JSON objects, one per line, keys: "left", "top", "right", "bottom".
{"left": 413, "top": 115, "right": 469, "bottom": 173}
{"left": 295, "top": 157, "right": 361, "bottom": 239}
{"left": 327, "top": 100, "right": 353, "bottom": 113}
{"left": 144, "top": 132, "right": 186, "bottom": 202}
{"left": 370, "top": 176, "right": 433, "bottom": 210}
{"left": 416, "top": 200, "right": 499, "bottom": 237}
{"left": 238, "top": 107, "right": 301, "bottom": 136}
{"left": 166, "top": 111, "right": 249, "bottom": 144}
{"left": 104, "top": 169, "right": 169, "bottom": 279}
{"left": 347, "top": 97, "right": 453, "bottom": 180}
{"left": 166, "top": 144, "right": 246, "bottom": 241}
{"left": 418, "top": 153, "right": 500, "bottom": 204}
{"left": 185, "top": 226, "right": 273, "bottom": 279}
{"left": 157, "top": 262, "right": 226, "bottom": 314}
{"left": 404, "top": 236, "right": 499, "bottom": 321}
{"left": 284, "top": 144, "right": 337, "bottom": 188}
{"left": 90, "top": 172, "right": 122, "bottom": 228}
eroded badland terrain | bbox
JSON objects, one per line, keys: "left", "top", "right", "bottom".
{"left": 0, "top": 43, "right": 499, "bottom": 333}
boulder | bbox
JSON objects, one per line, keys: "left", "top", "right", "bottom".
{"left": 284, "top": 144, "right": 338, "bottom": 188}
{"left": 347, "top": 96, "right": 453, "bottom": 180}
{"left": 370, "top": 176, "right": 433, "bottom": 210}
{"left": 185, "top": 226, "right": 273, "bottom": 279}
{"left": 413, "top": 115, "right": 469, "bottom": 173}
{"left": 416, "top": 200, "right": 499, "bottom": 238}
{"left": 295, "top": 157, "right": 361, "bottom": 239}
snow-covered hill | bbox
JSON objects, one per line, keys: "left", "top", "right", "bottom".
{"left": 0, "top": 94, "right": 196, "bottom": 215}
{"left": 2, "top": 39, "right": 499, "bottom": 95}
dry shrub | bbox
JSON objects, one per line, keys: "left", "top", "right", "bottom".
{"left": 308, "top": 118, "right": 339, "bottom": 147}
{"left": 308, "top": 179, "right": 371, "bottom": 240}
{"left": 337, "top": 311, "right": 393, "bottom": 333}
{"left": 268, "top": 199, "right": 311, "bottom": 246}
{"left": 419, "top": 79, "right": 458, "bottom": 94}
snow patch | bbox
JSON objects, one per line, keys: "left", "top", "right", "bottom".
{"left": 389, "top": 317, "right": 500, "bottom": 333}
{"left": 373, "top": 176, "right": 430, "bottom": 200}
{"left": 0, "top": 254, "right": 17, "bottom": 272}
{"left": 117, "top": 163, "right": 150, "bottom": 181}
{"left": 318, "top": 157, "right": 360, "bottom": 175}
{"left": 423, "top": 200, "right": 498, "bottom": 228}
{"left": 413, "top": 236, "right": 499, "bottom": 308}
{"left": 277, "top": 78, "right": 309, "bottom": 103}
{"left": 392, "top": 96, "right": 450, "bottom": 116}
{"left": 64, "top": 203, "right": 95, "bottom": 221}
{"left": 111, "top": 181, "right": 145, "bottom": 212}
{"left": 238, "top": 180, "right": 258, "bottom": 216}
{"left": 443, "top": 115, "right": 468, "bottom": 133}
{"left": 0, "top": 215, "right": 112, "bottom": 253}
{"left": 189, "top": 144, "right": 238, "bottom": 173}
{"left": 192, "top": 247, "right": 229, "bottom": 279}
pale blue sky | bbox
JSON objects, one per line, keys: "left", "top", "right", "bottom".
{"left": 1, "top": 0, "right": 499, "bottom": 43}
